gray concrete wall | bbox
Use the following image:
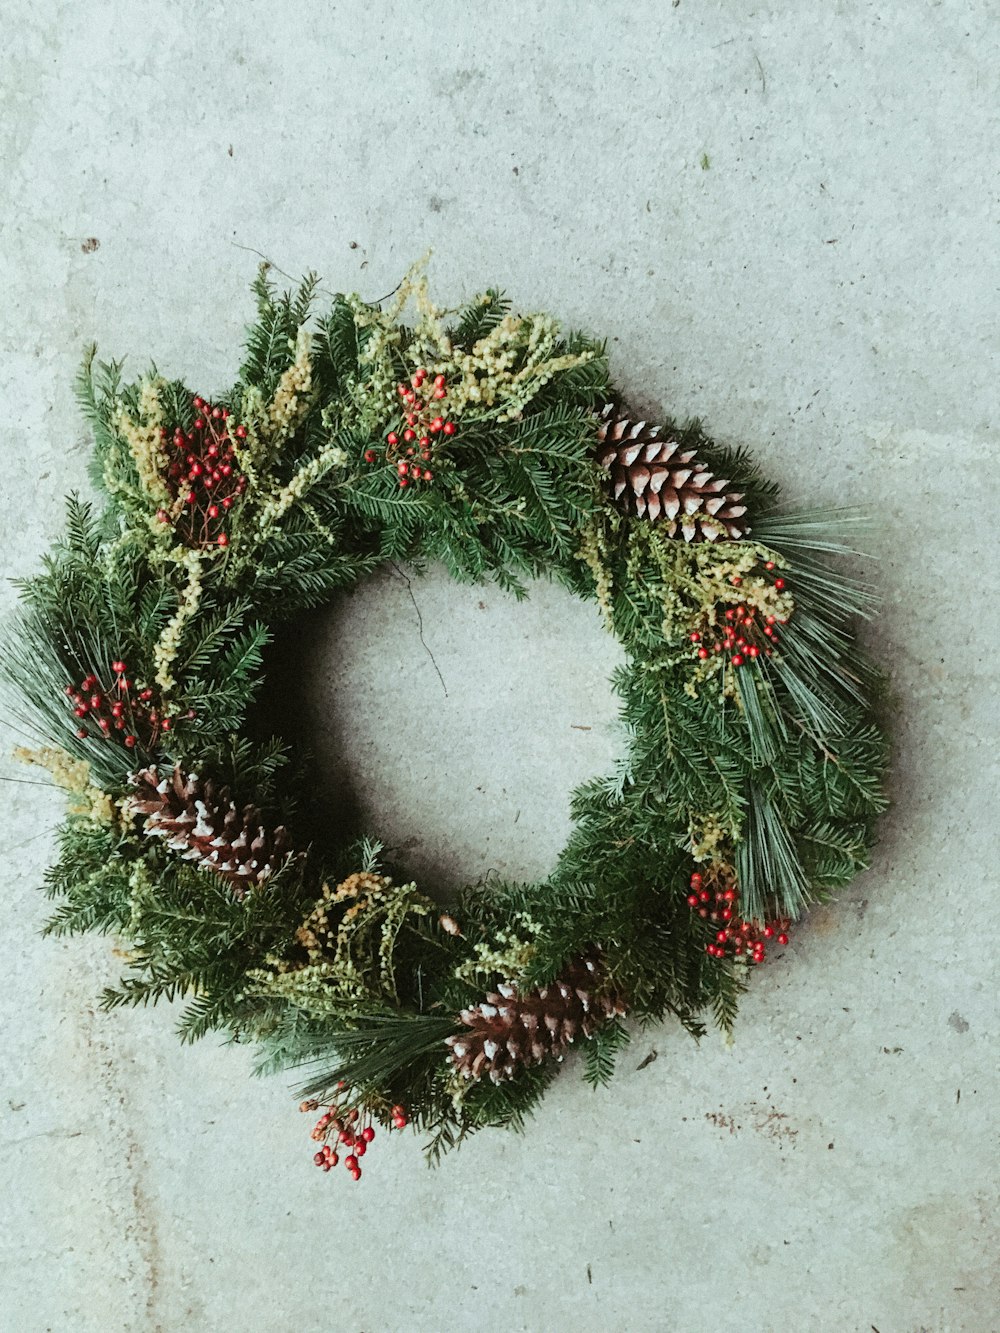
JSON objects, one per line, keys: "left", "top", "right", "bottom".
{"left": 1, "top": 3, "right": 997, "bottom": 1330}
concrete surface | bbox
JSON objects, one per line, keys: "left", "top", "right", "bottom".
{"left": 1, "top": 2, "right": 998, "bottom": 1331}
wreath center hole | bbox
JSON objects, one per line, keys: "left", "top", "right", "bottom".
{"left": 267, "top": 564, "right": 625, "bottom": 894}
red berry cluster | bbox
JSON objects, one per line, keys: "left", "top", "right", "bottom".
{"left": 689, "top": 564, "right": 789, "bottom": 668}
{"left": 301, "top": 1095, "right": 409, "bottom": 1182}
{"left": 65, "top": 660, "right": 174, "bottom": 750}
{"left": 363, "top": 368, "right": 457, "bottom": 487}
{"left": 686, "top": 870, "right": 790, "bottom": 964}
{"left": 157, "top": 397, "right": 248, "bottom": 547}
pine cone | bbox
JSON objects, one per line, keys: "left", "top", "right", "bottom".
{"left": 445, "top": 955, "right": 626, "bottom": 1084}
{"left": 130, "top": 764, "right": 298, "bottom": 898}
{"left": 595, "top": 403, "right": 749, "bottom": 540}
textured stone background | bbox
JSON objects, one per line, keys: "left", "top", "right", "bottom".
{"left": 2, "top": 3, "right": 997, "bottom": 1330}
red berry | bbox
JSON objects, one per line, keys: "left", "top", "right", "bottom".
{"left": 160, "top": 718, "right": 171, "bottom": 732}
{"left": 403, "top": 429, "right": 415, "bottom": 442}
{"left": 344, "top": 1155, "right": 358, "bottom": 1171}
{"left": 386, "top": 432, "right": 398, "bottom": 445}
{"left": 697, "top": 647, "right": 709, "bottom": 660}
{"left": 76, "top": 727, "right": 88, "bottom": 739}
{"left": 423, "top": 469, "right": 433, "bottom": 481}
{"left": 99, "top": 718, "right": 110, "bottom": 732}
{"left": 354, "top": 1141, "right": 367, "bottom": 1157}
{"left": 774, "top": 578, "right": 785, "bottom": 590}
{"left": 156, "top": 508, "right": 169, "bottom": 523}
{"left": 777, "top": 933, "right": 789, "bottom": 946}
{"left": 433, "top": 386, "right": 446, "bottom": 399}
{"left": 313, "top": 1151, "right": 325, "bottom": 1166}
{"left": 686, "top": 894, "right": 699, "bottom": 907}
{"left": 208, "top": 504, "right": 220, "bottom": 519}
{"left": 235, "top": 425, "right": 247, "bottom": 439}
{"left": 698, "top": 889, "right": 710, "bottom": 902}
{"left": 361, "top": 1127, "right": 375, "bottom": 1143}
{"left": 222, "top": 497, "right": 233, "bottom": 509}
{"left": 399, "top": 477, "right": 409, "bottom": 488}
{"left": 731, "top": 654, "right": 744, "bottom": 667}
{"left": 124, "top": 736, "right": 136, "bottom": 748}
{"left": 443, "top": 420, "right": 456, "bottom": 435}
{"left": 112, "top": 660, "right": 126, "bottom": 674}
{"left": 433, "top": 374, "right": 445, "bottom": 388}
{"left": 397, "top": 461, "right": 409, "bottom": 475}
{"left": 194, "top": 418, "right": 204, "bottom": 430}
{"left": 217, "top": 533, "right": 229, "bottom": 547}
{"left": 364, "top": 450, "right": 376, "bottom": 464}
{"left": 763, "top": 926, "right": 775, "bottom": 939}
{"left": 747, "top": 646, "right": 760, "bottom": 658}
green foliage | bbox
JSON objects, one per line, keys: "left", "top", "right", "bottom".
{"left": 6, "top": 264, "right": 890, "bottom": 1164}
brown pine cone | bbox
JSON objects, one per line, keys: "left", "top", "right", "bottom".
{"left": 595, "top": 403, "right": 749, "bottom": 540}
{"left": 130, "top": 763, "right": 298, "bottom": 898}
{"left": 445, "top": 955, "right": 627, "bottom": 1084}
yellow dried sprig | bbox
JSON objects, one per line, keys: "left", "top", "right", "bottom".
{"left": 255, "top": 441, "right": 348, "bottom": 533}
{"left": 267, "top": 329, "right": 314, "bottom": 439}
{"left": 153, "top": 548, "right": 205, "bottom": 693}
{"left": 14, "top": 746, "right": 114, "bottom": 822}
{"left": 113, "top": 377, "right": 171, "bottom": 508}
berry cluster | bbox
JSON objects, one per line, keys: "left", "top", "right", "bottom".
{"left": 157, "top": 397, "right": 248, "bottom": 547}
{"left": 301, "top": 1095, "right": 409, "bottom": 1182}
{"left": 362, "top": 368, "right": 457, "bottom": 487}
{"left": 65, "top": 660, "right": 174, "bottom": 750}
{"left": 689, "top": 563, "right": 789, "bottom": 668}
{"left": 686, "top": 870, "right": 790, "bottom": 964}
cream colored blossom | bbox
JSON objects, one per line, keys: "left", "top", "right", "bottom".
{"left": 153, "top": 548, "right": 205, "bottom": 693}
{"left": 14, "top": 746, "right": 114, "bottom": 821}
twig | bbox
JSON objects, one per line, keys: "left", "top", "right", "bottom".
{"left": 388, "top": 564, "right": 448, "bottom": 698}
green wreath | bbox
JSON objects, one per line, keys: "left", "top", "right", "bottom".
{"left": 5, "top": 262, "right": 888, "bottom": 1179}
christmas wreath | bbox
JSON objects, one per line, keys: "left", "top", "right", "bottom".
{"left": 6, "top": 263, "right": 889, "bottom": 1180}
